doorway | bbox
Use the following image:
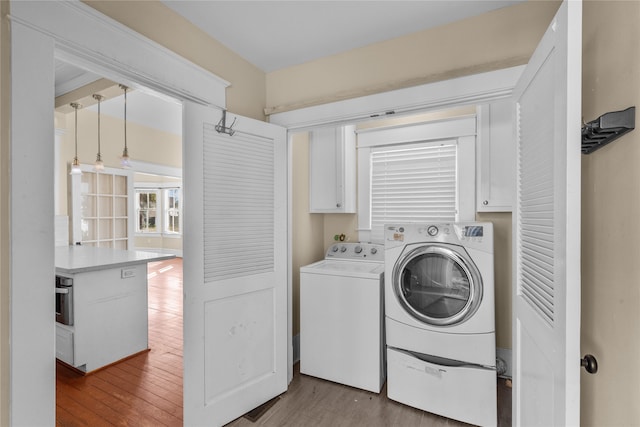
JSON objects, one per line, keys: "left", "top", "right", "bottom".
{"left": 53, "top": 62, "right": 186, "bottom": 423}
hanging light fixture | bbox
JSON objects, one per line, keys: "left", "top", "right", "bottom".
{"left": 93, "top": 93, "right": 105, "bottom": 172}
{"left": 119, "top": 84, "right": 131, "bottom": 169}
{"left": 69, "top": 102, "right": 82, "bottom": 175}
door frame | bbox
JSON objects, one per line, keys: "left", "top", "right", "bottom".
{"left": 7, "top": 1, "right": 229, "bottom": 424}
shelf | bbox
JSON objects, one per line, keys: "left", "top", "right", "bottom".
{"left": 582, "top": 106, "right": 635, "bottom": 154}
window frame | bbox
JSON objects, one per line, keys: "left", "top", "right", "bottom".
{"left": 135, "top": 189, "right": 161, "bottom": 235}
{"left": 134, "top": 182, "right": 183, "bottom": 237}
{"left": 356, "top": 115, "right": 476, "bottom": 243}
{"left": 163, "top": 187, "right": 181, "bottom": 235}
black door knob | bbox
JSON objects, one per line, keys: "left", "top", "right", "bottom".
{"left": 581, "top": 354, "right": 598, "bottom": 374}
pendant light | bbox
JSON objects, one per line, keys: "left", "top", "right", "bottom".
{"left": 69, "top": 102, "right": 82, "bottom": 175}
{"left": 119, "top": 84, "right": 131, "bottom": 169}
{"left": 93, "top": 93, "right": 105, "bottom": 172}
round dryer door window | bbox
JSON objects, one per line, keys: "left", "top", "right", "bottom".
{"left": 392, "top": 244, "right": 483, "bottom": 326}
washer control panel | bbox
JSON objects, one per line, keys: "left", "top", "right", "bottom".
{"left": 325, "top": 242, "right": 384, "bottom": 261}
{"left": 385, "top": 222, "right": 491, "bottom": 248}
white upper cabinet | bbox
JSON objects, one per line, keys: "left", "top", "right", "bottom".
{"left": 309, "top": 125, "right": 356, "bottom": 213}
{"left": 476, "top": 101, "right": 515, "bottom": 212}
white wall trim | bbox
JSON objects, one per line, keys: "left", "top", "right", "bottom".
{"left": 270, "top": 65, "right": 524, "bottom": 131}
{"left": 130, "top": 160, "right": 182, "bottom": 179}
{"left": 136, "top": 247, "right": 183, "bottom": 258}
{"left": 9, "top": 0, "right": 229, "bottom": 108}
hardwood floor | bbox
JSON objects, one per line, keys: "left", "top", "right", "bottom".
{"left": 56, "top": 257, "right": 511, "bottom": 426}
{"left": 227, "top": 365, "right": 511, "bottom": 427}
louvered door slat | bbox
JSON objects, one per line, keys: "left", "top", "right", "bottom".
{"left": 203, "top": 124, "right": 274, "bottom": 282}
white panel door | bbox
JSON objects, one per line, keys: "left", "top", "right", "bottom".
{"left": 183, "top": 103, "right": 288, "bottom": 426}
{"left": 512, "top": 1, "right": 582, "bottom": 426}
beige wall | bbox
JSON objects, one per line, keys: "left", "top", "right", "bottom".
{"left": 291, "top": 132, "right": 324, "bottom": 336}
{"left": 0, "top": 0, "right": 9, "bottom": 424}
{"left": 84, "top": 1, "right": 266, "bottom": 121}
{"left": 476, "top": 212, "right": 512, "bottom": 350}
{"left": 581, "top": 1, "right": 640, "bottom": 425}
{"left": 266, "top": 1, "right": 560, "bottom": 114}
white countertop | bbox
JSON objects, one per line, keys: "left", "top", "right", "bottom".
{"left": 55, "top": 245, "right": 176, "bottom": 274}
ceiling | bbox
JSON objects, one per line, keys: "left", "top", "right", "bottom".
{"left": 161, "top": 0, "right": 524, "bottom": 73}
{"left": 55, "top": 0, "right": 525, "bottom": 134}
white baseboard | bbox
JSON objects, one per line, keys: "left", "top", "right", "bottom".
{"left": 135, "top": 247, "right": 183, "bottom": 258}
{"left": 496, "top": 347, "right": 512, "bottom": 379}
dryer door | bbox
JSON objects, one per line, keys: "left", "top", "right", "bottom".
{"left": 392, "top": 244, "right": 482, "bottom": 326}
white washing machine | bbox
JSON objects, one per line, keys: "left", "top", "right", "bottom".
{"left": 300, "top": 242, "right": 385, "bottom": 393}
{"left": 384, "top": 222, "right": 497, "bottom": 427}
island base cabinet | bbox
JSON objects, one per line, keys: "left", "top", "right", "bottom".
{"left": 55, "top": 325, "right": 74, "bottom": 366}
{"left": 58, "top": 263, "right": 149, "bottom": 373}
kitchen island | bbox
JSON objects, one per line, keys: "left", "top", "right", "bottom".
{"left": 55, "top": 245, "right": 175, "bottom": 373}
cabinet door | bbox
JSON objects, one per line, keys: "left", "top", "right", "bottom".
{"left": 476, "top": 101, "right": 515, "bottom": 212}
{"left": 55, "top": 325, "right": 74, "bottom": 365}
{"left": 309, "top": 125, "right": 356, "bottom": 213}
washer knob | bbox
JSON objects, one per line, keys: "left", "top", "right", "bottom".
{"left": 331, "top": 245, "right": 339, "bottom": 252}
{"left": 370, "top": 247, "right": 378, "bottom": 255}
{"left": 427, "top": 225, "right": 439, "bottom": 236}
{"left": 354, "top": 245, "right": 363, "bottom": 254}
{"left": 340, "top": 246, "right": 347, "bottom": 253}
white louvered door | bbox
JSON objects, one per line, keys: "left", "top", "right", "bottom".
{"left": 183, "top": 103, "right": 287, "bottom": 426}
{"left": 512, "top": 1, "right": 581, "bottom": 425}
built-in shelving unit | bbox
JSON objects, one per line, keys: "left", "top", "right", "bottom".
{"left": 70, "top": 165, "right": 134, "bottom": 249}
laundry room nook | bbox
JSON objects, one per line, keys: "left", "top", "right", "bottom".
{"left": 290, "top": 100, "right": 514, "bottom": 426}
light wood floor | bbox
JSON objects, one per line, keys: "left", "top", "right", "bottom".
{"left": 56, "top": 257, "right": 511, "bottom": 426}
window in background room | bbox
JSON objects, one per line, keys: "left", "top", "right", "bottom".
{"left": 165, "top": 188, "right": 181, "bottom": 234}
{"left": 136, "top": 190, "right": 159, "bottom": 233}
{"left": 134, "top": 185, "right": 182, "bottom": 236}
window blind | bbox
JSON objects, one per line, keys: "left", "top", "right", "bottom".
{"left": 369, "top": 141, "right": 457, "bottom": 242}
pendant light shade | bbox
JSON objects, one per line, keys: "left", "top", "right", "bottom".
{"left": 119, "top": 84, "right": 131, "bottom": 169}
{"left": 93, "top": 93, "right": 105, "bottom": 172}
{"left": 70, "top": 102, "right": 82, "bottom": 175}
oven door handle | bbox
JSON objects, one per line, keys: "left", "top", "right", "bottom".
{"left": 55, "top": 288, "right": 70, "bottom": 294}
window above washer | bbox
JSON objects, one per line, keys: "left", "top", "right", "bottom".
{"left": 356, "top": 116, "right": 476, "bottom": 243}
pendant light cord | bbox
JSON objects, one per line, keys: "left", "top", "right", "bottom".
{"left": 92, "top": 93, "right": 104, "bottom": 164}
{"left": 119, "top": 84, "right": 131, "bottom": 168}
{"left": 124, "top": 87, "right": 128, "bottom": 153}
{"left": 73, "top": 104, "right": 78, "bottom": 158}
{"left": 97, "top": 97, "right": 101, "bottom": 159}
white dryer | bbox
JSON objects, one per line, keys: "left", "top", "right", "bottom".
{"left": 384, "top": 222, "right": 497, "bottom": 427}
{"left": 300, "top": 242, "right": 385, "bottom": 393}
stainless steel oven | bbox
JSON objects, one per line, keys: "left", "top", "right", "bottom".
{"left": 55, "top": 276, "right": 73, "bottom": 326}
